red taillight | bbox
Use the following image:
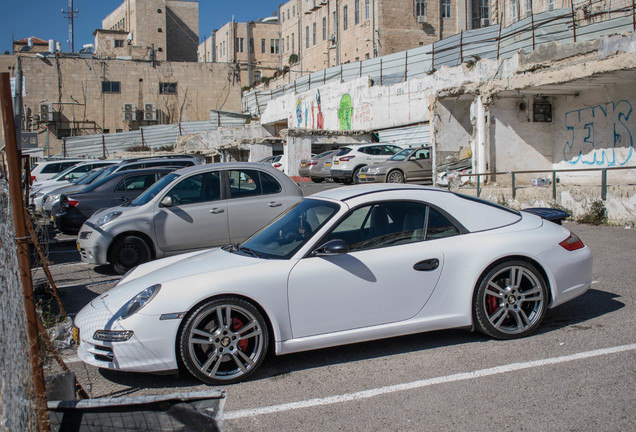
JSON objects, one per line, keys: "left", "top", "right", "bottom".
{"left": 273, "top": 163, "right": 282, "bottom": 168}
{"left": 339, "top": 155, "right": 355, "bottom": 162}
{"left": 31, "top": 175, "right": 36, "bottom": 182}
{"left": 308, "top": 161, "right": 318, "bottom": 166}
{"left": 559, "top": 233, "right": 584, "bottom": 251}
{"left": 63, "top": 199, "right": 79, "bottom": 209}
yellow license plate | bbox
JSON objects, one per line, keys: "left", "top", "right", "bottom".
{"left": 72, "top": 325, "right": 80, "bottom": 344}
{"left": 334, "top": 161, "right": 339, "bottom": 165}
{"left": 301, "top": 163, "right": 307, "bottom": 167}
{"left": 50, "top": 215, "right": 54, "bottom": 222}
{"left": 76, "top": 242, "right": 80, "bottom": 251}
{"left": 360, "top": 174, "right": 367, "bottom": 178}
{"left": 326, "top": 162, "right": 331, "bottom": 167}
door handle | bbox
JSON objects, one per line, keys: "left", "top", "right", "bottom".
{"left": 413, "top": 259, "right": 439, "bottom": 271}
{"left": 209, "top": 208, "right": 225, "bottom": 214}
{"left": 268, "top": 202, "right": 282, "bottom": 207}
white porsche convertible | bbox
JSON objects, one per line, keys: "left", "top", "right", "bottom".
{"left": 73, "top": 184, "right": 593, "bottom": 385}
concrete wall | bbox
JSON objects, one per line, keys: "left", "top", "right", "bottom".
{"left": 490, "top": 83, "right": 636, "bottom": 184}
{"left": 165, "top": 0, "right": 199, "bottom": 62}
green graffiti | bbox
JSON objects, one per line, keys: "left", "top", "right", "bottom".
{"left": 338, "top": 94, "right": 353, "bottom": 130}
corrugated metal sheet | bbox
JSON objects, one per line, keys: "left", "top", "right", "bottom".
{"left": 243, "top": 7, "right": 635, "bottom": 116}
{"left": 63, "top": 116, "right": 248, "bottom": 158}
{"left": 377, "top": 123, "right": 431, "bottom": 148}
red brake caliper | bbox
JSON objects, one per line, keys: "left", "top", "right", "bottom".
{"left": 486, "top": 295, "right": 498, "bottom": 315}
{"left": 232, "top": 317, "right": 249, "bottom": 351}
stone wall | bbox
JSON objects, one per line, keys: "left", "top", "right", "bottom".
{"left": 0, "top": 179, "right": 37, "bottom": 431}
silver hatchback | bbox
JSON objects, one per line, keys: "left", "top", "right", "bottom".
{"left": 77, "top": 162, "right": 303, "bottom": 274}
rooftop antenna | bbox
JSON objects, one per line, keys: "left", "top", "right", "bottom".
{"left": 62, "top": 0, "right": 79, "bottom": 52}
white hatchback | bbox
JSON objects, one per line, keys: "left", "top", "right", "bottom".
{"left": 330, "top": 144, "right": 403, "bottom": 184}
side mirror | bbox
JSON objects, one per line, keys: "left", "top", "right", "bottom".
{"left": 312, "top": 239, "right": 349, "bottom": 256}
{"left": 160, "top": 196, "right": 173, "bottom": 207}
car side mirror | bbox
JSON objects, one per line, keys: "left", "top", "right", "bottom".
{"left": 312, "top": 239, "right": 349, "bottom": 256}
{"left": 160, "top": 196, "right": 173, "bottom": 207}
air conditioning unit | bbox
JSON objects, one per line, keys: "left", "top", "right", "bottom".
{"left": 123, "top": 103, "right": 137, "bottom": 121}
{"left": 144, "top": 103, "right": 157, "bottom": 121}
{"left": 480, "top": 18, "right": 490, "bottom": 26}
{"left": 39, "top": 103, "right": 54, "bottom": 122}
{"left": 416, "top": 16, "right": 427, "bottom": 24}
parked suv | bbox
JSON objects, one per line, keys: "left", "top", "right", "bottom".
{"left": 77, "top": 162, "right": 303, "bottom": 274}
{"left": 29, "top": 158, "right": 85, "bottom": 183}
{"left": 330, "top": 144, "right": 403, "bottom": 184}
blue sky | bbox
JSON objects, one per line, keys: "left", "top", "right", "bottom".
{"left": 1, "top": 0, "right": 280, "bottom": 54}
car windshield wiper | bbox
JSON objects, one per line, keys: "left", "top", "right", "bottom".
{"left": 221, "top": 243, "right": 238, "bottom": 252}
{"left": 238, "top": 246, "right": 262, "bottom": 258}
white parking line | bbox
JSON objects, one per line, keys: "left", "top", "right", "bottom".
{"left": 224, "top": 343, "right": 636, "bottom": 420}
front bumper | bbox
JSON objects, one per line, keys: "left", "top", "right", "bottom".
{"left": 74, "top": 299, "right": 181, "bottom": 373}
{"left": 77, "top": 223, "right": 113, "bottom": 265}
{"left": 357, "top": 172, "right": 387, "bottom": 183}
{"left": 330, "top": 168, "right": 353, "bottom": 180}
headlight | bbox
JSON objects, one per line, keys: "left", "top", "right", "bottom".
{"left": 121, "top": 284, "right": 161, "bottom": 319}
{"left": 95, "top": 211, "right": 122, "bottom": 227}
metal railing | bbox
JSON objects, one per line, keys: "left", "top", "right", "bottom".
{"left": 459, "top": 166, "right": 635, "bottom": 200}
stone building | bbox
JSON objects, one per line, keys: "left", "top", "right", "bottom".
{"left": 200, "top": 17, "right": 282, "bottom": 87}
{"left": 12, "top": 37, "right": 51, "bottom": 55}
{"left": 2, "top": 54, "right": 242, "bottom": 155}
{"left": 99, "top": 0, "right": 199, "bottom": 62}
{"left": 278, "top": 0, "right": 492, "bottom": 74}
{"left": 491, "top": 0, "right": 635, "bottom": 27}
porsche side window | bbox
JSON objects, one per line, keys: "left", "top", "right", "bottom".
{"left": 426, "top": 208, "right": 459, "bottom": 240}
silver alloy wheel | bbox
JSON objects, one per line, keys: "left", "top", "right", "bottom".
{"left": 180, "top": 298, "right": 268, "bottom": 384}
{"left": 387, "top": 170, "right": 404, "bottom": 183}
{"left": 474, "top": 261, "right": 547, "bottom": 339}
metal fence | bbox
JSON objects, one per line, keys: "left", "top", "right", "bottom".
{"left": 62, "top": 114, "right": 249, "bottom": 159}
{"left": 243, "top": 4, "right": 636, "bottom": 116}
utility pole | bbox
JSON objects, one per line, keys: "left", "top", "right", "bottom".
{"left": 62, "top": 0, "right": 79, "bottom": 52}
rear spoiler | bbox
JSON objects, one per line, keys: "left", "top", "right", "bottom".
{"left": 523, "top": 207, "right": 570, "bottom": 225}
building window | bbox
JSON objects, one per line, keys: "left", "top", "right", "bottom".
{"left": 511, "top": 0, "right": 520, "bottom": 22}
{"left": 114, "top": 39, "right": 124, "bottom": 48}
{"left": 270, "top": 39, "right": 279, "bottom": 54}
{"left": 250, "top": 38, "right": 254, "bottom": 53}
{"left": 479, "top": 0, "right": 489, "bottom": 21}
{"left": 343, "top": 5, "right": 348, "bottom": 30}
{"left": 355, "top": 0, "right": 360, "bottom": 25}
{"left": 292, "top": 33, "right": 295, "bottom": 52}
{"left": 441, "top": 0, "right": 451, "bottom": 18}
{"left": 365, "top": 0, "right": 370, "bottom": 20}
{"left": 313, "top": 22, "right": 316, "bottom": 45}
{"left": 525, "top": 0, "right": 532, "bottom": 15}
{"left": 261, "top": 38, "right": 266, "bottom": 54}
{"left": 548, "top": 0, "right": 555, "bottom": 10}
{"left": 102, "top": 81, "right": 120, "bottom": 94}
{"left": 322, "top": 17, "right": 327, "bottom": 40}
{"left": 235, "top": 37, "right": 244, "bottom": 53}
{"left": 306, "top": 25, "right": 309, "bottom": 48}
{"left": 293, "top": 5, "right": 295, "bottom": 16}
{"left": 287, "top": 35, "right": 289, "bottom": 51}
{"left": 415, "top": 0, "right": 426, "bottom": 18}
{"left": 159, "top": 82, "right": 177, "bottom": 94}
{"left": 288, "top": 9, "right": 290, "bottom": 20}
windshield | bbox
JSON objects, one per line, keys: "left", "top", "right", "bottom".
{"left": 50, "top": 163, "right": 81, "bottom": 180}
{"left": 388, "top": 148, "right": 413, "bottom": 161}
{"left": 131, "top": 172, "right": 180, "bottom": 206}
{"left": 72, "top": 168, "right": 104, "bottom": 185}
{"left": 315, "top": 150, "right": 334, "bottom": 159}
{"left": 239, "top": 198, "right": 341, "bottom": 259}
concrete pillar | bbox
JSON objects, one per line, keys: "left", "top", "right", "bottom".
{"left": 471, "top": 96, "right": 489, "bottom": 177}
{"left": 285, "top": 135, "right": 312, "bottom": 176}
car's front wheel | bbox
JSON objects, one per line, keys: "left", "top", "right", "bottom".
{"left": 387, "top": 170, "right": 405, "bottom": 183}
{"left": 179, "top": 297, "right": 269, "bottom": 385}
{"left": 473, "top": 260, "right": 547, "bottom": 339}
{"left": 111, "top": 235, "right": 151, "bottom": 275}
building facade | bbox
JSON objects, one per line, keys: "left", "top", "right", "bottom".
{"left": 100, "top": 0, "right": 199, "bottom": 62}
{"left": 3, "top": 54, "right": 242, "bottom": 154}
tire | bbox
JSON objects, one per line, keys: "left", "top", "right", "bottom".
{"left": 352, "top": 167, "right": 363, "bottom": 184}
{"left": 311, "top": 177, "right": 324, "bottom": 183}
{"left": 387, "top": 170, "right": 405, "bottom": 183}
{"left": 179, "top": 297, "right": 269, "bottom": 385}
{"left": 473, "top": 260, "right": 547, "bottom": 339}
{"left": 111, "top": 235, "right": 151, "bottom": 275}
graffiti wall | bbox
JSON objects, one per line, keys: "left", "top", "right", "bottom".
{"left": 563, "top": 100, "right": 634, "bottom": 166}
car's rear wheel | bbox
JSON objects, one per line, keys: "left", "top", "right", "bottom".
{"left": 473, "top": 260, "right": 547, "bottom": 339}
{"left": 111, "top": 235, "right": 151, "bottom": 275}
{"left": 179, "top": 297, "right": 269, "bottom": 385}
{"left": 352, "top": 167, "right": 363, "bottom": 184}
{"left": 387, "top": 170, "right": 405, "bottom": 183}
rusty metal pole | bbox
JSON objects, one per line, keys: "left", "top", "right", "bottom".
{"left": 0, "top": 72, "right": 51, "bottom": 432}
